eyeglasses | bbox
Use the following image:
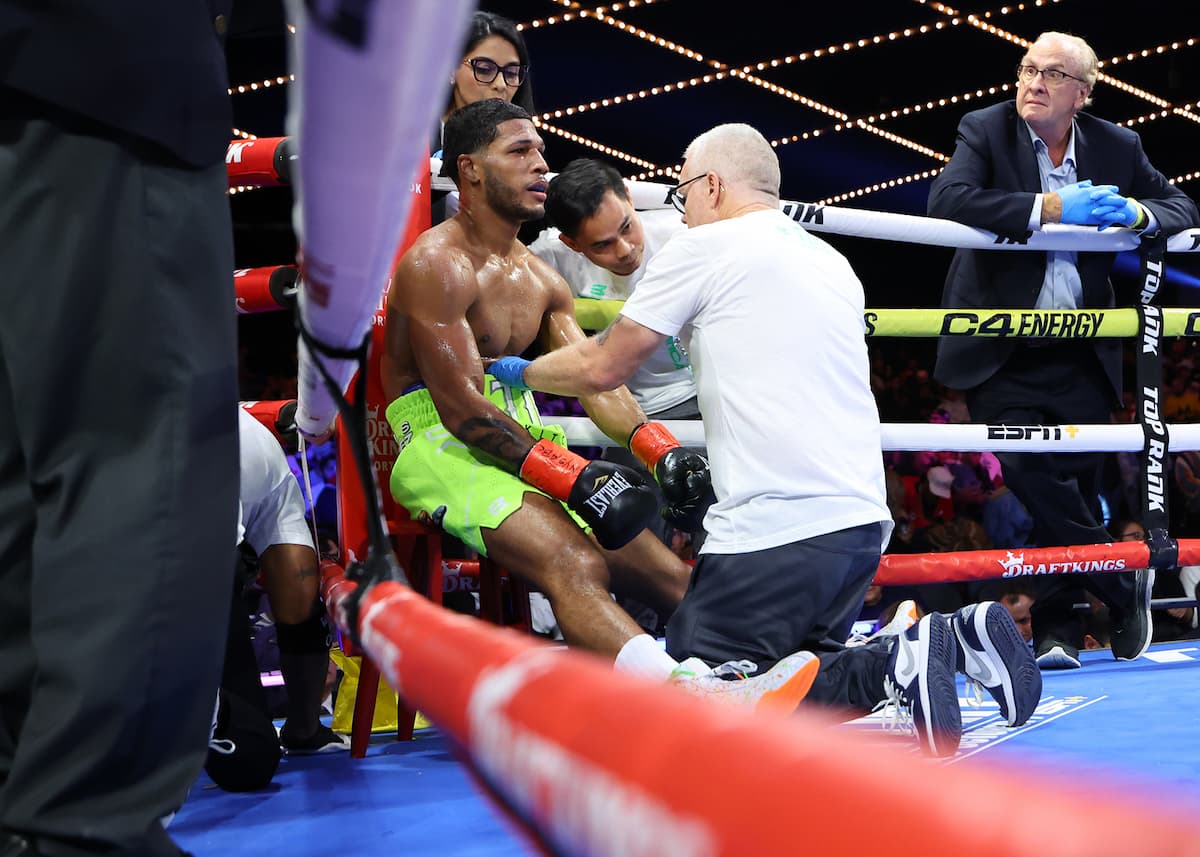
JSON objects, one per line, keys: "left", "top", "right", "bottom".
{"left": 667, "top": 173, "right": 707, "bottom": 213}
{"left": 464, "top": 57, "right": 527, "bottom": 87}
{"left": 1016, "top": 64, "right": 1085, "bottom": 86}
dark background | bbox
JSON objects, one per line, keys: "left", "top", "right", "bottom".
{"left": 226, "top": 0, "right": 1200, "bottom": 393}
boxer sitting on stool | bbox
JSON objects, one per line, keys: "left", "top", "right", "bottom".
{"left": 380, "top": 98, "right": 818, "bottom": 711}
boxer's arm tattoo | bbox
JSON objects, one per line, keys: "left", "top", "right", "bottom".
{"left": 456, "top": 415, "right": 532, "bottom": 471}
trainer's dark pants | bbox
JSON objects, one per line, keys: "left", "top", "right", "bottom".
{"left": 968, "top": 345, "right": 1136, "bottom": 651}
{"left": 666, "top": 523, "right": 889, "bottom": 716}
{"left": 0, "top": 100, "right": 237, "bottom": 856}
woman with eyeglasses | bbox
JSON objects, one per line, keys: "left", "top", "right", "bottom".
{"left": 432, "top": 12, "right": 537, "bottom": 227}
{"left": 435, "top": 11, "right": 535, "bottom": 152}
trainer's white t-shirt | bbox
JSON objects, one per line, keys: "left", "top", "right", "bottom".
{"left": 620, "top": 208, "right": 892, "bottom": 554}
{"left": 530, "top": 209, "right": 696, "bottom": 415}
{"left": 238, "top": 408, "right": 314, "bottom": 553}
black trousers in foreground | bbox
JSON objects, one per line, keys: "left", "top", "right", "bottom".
{"left": 666, "top": 523, "right": 889, "bottom": 716}
{"left": 968, "top": 345, "right": 1136, "bottom": 651}
{"left": 0, "top": 103, "right": 237, "bottom": 856}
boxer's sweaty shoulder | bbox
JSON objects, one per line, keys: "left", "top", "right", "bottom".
{"left": 381, "top": 223, "right": 560, "bottom": 399}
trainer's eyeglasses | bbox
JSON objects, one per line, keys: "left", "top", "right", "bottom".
{"left": 667, "top": 173, "right": 707, "bottom": 213}
{"left": 1016, "top": 64, "right": 1085, "bottom": 86}
{"left": 464, "top": 57, "right": 528, "bottom": 87}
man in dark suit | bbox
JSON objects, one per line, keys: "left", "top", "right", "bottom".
{"left": 928, "top": 30, "right": 1199, "bottom": 670}
{"left": 0, "top": 3, "right": 237, "bottom": 855}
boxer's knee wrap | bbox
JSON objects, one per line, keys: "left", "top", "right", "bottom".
{"left": 275, "top": 607, "right": 332, "bottom": 654}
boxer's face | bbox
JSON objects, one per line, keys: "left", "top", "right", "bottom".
{"left": 480, "top": 118, "right": 548, "bottom": 222}
{"left": 561, "top": 190, "right": 645, "bottom": 276}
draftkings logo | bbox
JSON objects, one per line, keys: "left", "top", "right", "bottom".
{"left": 998, "top": 551, "right": 1027, "bottom": 577}
{"left": 997, "top": 550, "right": 1128, "bottom": 577}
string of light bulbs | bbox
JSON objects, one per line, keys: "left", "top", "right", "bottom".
{"left": 224, "top": 3, "right": 1199, "bottom": 200}
{"left": 518, "top": 0, "right": 666, "bottom": 32}
{"left": 519, "top": 1, "right": 1196, "bottom": 189}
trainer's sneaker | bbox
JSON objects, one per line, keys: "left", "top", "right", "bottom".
{"left": 881, "top": 613, "right": 961, "bottom": 757}
{"left": 1035, "top": 640, "right": 1081, "bottom": 670}
{"left": 280, "top": 723, "right": 351, "bottom": 755}
{"left": 1110, "top": 568, "right": 1155, "bottom": 661}
{"left": 847, "top": 599, "right": 921, "bottom": 647}
{"left": 950, "top": 602, "right": 1042, "bottom": 727}
{"left": 670, "top": 652, "right": 819, "bottom": 714}
{"left": 874, "top": 599, "right": 921, "bottom": 639}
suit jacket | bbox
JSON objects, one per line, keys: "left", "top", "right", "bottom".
{"left": 927, "top": 100, "right": 1199, "bottom": 400}
{"left": 0, "top": 0, "right": 233, "bottom": 167}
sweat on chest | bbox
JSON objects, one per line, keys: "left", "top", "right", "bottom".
{"left": 466, "top": 299, "right": 545, "bottom": 357}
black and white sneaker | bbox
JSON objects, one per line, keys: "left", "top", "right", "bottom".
{"left": 1035, "top": 640, "right": 1081, "bottom": 670}
{"left": 881, "top": 613, "right": 961, "bottom": 757}
{"left": 280, "top": 723, "right": 350, "bottom": 755}
{"left": 950, "top": 602, "right": 1042, "bottom": 727}
{"left": 1110, "top": 568, "right": 1155, "bottom": 661}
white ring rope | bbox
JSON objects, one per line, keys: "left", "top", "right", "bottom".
{"left": 547, "top": 416, "right": 1200, "bottom": 453}
{"left": 431, "top": 166, "right": 1200, "bottom": 253}
{"left": 624, "top": 177, "right": 1200, "bottom": 253}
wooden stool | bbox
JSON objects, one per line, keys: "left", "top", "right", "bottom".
{"left": 343, "top": 511, "right": 442, "bottom": 757}
{"left": 344, "top": 518, "right": 531, "bottom": 757}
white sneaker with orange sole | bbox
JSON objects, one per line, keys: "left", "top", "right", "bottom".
{"left": 670, "top": 651, "right": 820, "bottom": 714}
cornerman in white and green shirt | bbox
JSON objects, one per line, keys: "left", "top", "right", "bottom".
{"left": 531, "top": 161, "right": 704, "bottom": 562}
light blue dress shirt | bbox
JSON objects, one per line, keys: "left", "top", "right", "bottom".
{"left": 1025, "top": 122, "right": 1083, "bottom": 310}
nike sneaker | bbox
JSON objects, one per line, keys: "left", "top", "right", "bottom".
{"left": 951, "top": 602, "right": 1042, "bottom": 727}
{"left": 882, "top": 612, "right": 961, "bottom": 757}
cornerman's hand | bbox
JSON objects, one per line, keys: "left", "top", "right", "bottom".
{"left": 486, "top": 356, "right": 532, "bottom": 390}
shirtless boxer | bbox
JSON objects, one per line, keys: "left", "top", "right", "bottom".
{"left": 380, "top": 98, "right": 818, "bottom": 709}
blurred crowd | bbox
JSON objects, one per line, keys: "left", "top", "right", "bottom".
{"left": 867, "top": 338, "right": 1200, "bottom": 647}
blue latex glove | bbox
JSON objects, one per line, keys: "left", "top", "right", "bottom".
{"left": 488, "top": 356, "right": 532, "bottom": 389}
{"left": 1057, "top": 180, "right": 1121, "bottom": 226}
{"left": 1091, "top": 192, "right": 1145, "bottom": 231}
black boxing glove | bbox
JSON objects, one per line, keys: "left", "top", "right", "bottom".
{"left": 519, "top": 439, "right": 657, "bottom": 549}
{"left": 629, "top": 422, "right": 715, "bottom": 532}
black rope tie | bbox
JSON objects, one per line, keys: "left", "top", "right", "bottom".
{"left": 296, "top": 315, "right": 409, "bottom": 644}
